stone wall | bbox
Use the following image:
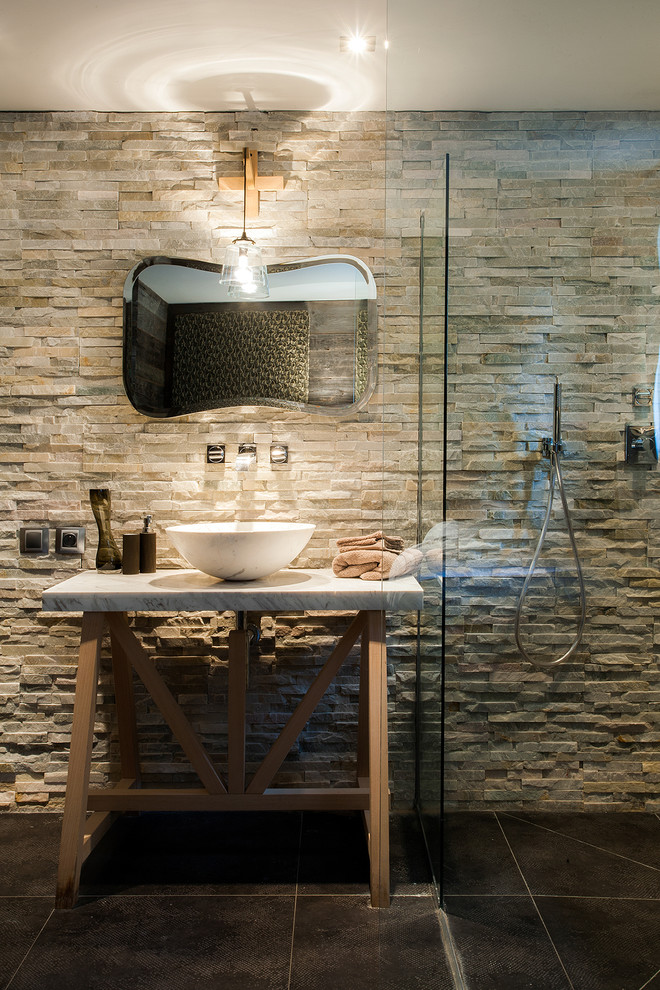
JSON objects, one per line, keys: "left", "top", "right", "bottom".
{"left": 0, "top": 109, "right": 422, "bottom": 809}
{"left": 407, "top": 112, "right": 660, "bottom": 812}
{"left": 2, "top": 109, "right": 659, "bottom": 813}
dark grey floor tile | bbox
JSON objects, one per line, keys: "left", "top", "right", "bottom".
{"left": 389, "top": 813, "right": 434, "bottom": 894}
{"left": 0, "top": 898, "right": 52, "bottom": 990}
{"left": 297, "top": 811, "right": 370, "bottom": 894}
{"left": 290, "top": 895, "right": 453, "bottom": 990}
{"left": 8, "top": 894, "right": 295, "bottom": 990}
{"left": 502, "top": 811, "right": 660, "bottom": 871}
{"left": 288, "top": 894, "right": 379, "bottom": 989}
{"left": 297, "top": 812, "right": 431, "bottom": 896}
{"left": 80, "top": 811, "right": 301, "bottom": 896}
{"left": 420, "top": 812, "right": 443, "bottom": 881}
{"left": 0, "top": 813, "right": 61, "bottom": 896}
{"left": 378, "top": 896, "right": 456, "bottom": 990}
{"left": 498, "top": 815, "right": 660, "bottom": 899}
{"left": 536, "top": 896, "right": 660, "bottom": 990}
{"left": 440, "top": 812, "right": 528, "bottom": 896}
{"left": 444, "top": 895, "right": 572, "bottom": 990}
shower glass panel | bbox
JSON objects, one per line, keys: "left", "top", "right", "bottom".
{"left": 413, "top": 117, "right": 660, "bottom": 902}
{"left": 382, "top": 104, "right": 448, "bottom": 869}
{"left": 414, "top": 182, "right": 449, "bottom": 864}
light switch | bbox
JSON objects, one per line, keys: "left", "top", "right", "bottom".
{"left": 20, "top": 527, "right": 49, "bottom": 554}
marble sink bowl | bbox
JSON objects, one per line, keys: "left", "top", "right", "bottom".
{"left": 166, "top": 521, "right": 315, "bottom": 581}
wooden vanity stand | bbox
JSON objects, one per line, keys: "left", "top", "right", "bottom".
{"left": 42, "top": 568, "right": 423, "bottom": 910}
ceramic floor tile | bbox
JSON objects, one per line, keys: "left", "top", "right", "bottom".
{"left": 377, "top": 896, "right": 456, "bottom": 990}
{"left": 80, "top": 810, "right": 301, "bottom": 896}
{"left": 289, "top": 895, "right": 453, "bottom": 990}
{"left": 0, "top": 898, "right": 53, "bottom": 990}
{"left": 297, "top": 812, "right": 431, "bottom": 896}
{"left": 441, "top": 812, "right": 528, "bottom": 897}
{"left": 296, "top": 811, "right": 370, "bottom": 894}
{"left": 419, "top": 812, "right": 443, "bottom": 882}
{"left": 536, "top": 896, "right": 660, "bottom": 990}
{"left": 388, "top": 813, "right": 434, "bottom": 894}
{"left": 8, "top": 894, "right": 295, "bottom": 990}
{"left": 444, "top": 895, "right": 572, "bottom": 990}
{"left": 0, "top": 813, "right": 61, "bottom": 896}
{"left": 498, "top": 815, "right": 660, "bottom": 899}
{"left": 501, "top": 811, "right": 660, "bottom": 871}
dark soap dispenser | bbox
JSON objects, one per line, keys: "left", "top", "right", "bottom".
{"left": 140, "top": 515, "right": 157, "bottom": 573}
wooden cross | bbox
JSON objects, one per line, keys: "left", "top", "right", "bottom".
{"left": 217, "top": 148, "right": 283, "bottom": 219}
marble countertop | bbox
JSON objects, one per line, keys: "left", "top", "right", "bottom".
{"left": 41, "top": 567, "right": 424, "bottom": 614}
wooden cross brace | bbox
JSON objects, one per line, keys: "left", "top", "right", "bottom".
{"left": 217, "top": 148, "right": 283, "bottom": 219}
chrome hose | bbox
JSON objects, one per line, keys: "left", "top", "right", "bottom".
{"left": 514, "top": 383, "right": 586, "bottom": 667}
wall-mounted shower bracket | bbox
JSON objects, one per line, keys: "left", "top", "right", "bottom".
{"left": 517, "top": 378, "right": 586, "bottom": 668}
{"left": 541, "top": 437, "right": 563, "bottom": 459}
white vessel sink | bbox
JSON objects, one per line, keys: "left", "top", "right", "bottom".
{"left": 166, "top": 521, "right": 315, "bottom": 581}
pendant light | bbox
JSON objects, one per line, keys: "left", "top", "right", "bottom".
{"left": 220, "top": 148, "right": 269, "bottom": 300}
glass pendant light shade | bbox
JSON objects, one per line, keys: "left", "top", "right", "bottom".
{"left": 222, "top": 233, "right": 269, "bottom": 300}
{"left": 219, "top": 147, "right": 270, "bottom": 300}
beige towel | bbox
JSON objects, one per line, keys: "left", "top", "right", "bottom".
{"left": 389, "top": 547, "right": 425, "bottom": 579}
{"left": 336, "top": 531, "right": 405, "bottom": 552}
{"left": 332, "top": 548, "right": 401, "bottom": 580}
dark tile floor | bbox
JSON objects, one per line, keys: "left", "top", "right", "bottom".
{"left": 435, "top": 811, "right": 660, "bottom": 990}
{"left": 0, "top": 810, "right": 454, "bottom": 990}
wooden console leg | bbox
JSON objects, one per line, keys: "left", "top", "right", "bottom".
{"left": 55, "top": 611, "right": 104, "bottom": 909}
{"left": 357, "top": 622, "right": 370, "bottom": 781}
{"left": 228, "top": 629, "right": 249, "bottom": 794}
{"left": 109, "top": 613, "right": 141, "bottom": 783}
{"left": 367, "top": 610, "right": 390, "bottom": 908}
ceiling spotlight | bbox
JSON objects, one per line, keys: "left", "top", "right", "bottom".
{"left": 339, "top": 35, "right": 377, "bottom": 54}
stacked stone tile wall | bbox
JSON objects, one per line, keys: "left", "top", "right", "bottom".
{"left": 1, "top": 109, "right": 659, "bottom": 813}
{"left": 0, "top": 109, "right": 424, "bottom": 811}
{"left": 396, "top": 111, "right": 660, "bottom": 812}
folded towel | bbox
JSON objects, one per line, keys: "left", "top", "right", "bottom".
{"left": 332, "top": 547, "right": 401, "bottom": 580}
{"left": 336, "top": 530, "right": 405, "bottom": 552}
{"left": 389, "top": 547, "right": 425, "bottom": 579}
{"left": 339, "top": 538, "right": 402, "bottom": 555}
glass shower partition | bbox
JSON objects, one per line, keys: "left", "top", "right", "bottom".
{"left": 414, "top": 118, "right": 660, "bottom": 932}
{"left": 414, "top": 162, "right": 450, "bottom": 891}
{"left": 382, "top": 112, "right": 449, "bottom": 884}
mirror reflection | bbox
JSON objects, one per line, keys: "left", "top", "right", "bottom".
{"left": 123, "top": 255, "right": 377, "bottom": 418}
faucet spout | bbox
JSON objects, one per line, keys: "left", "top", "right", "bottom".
{"left": 235, "top": 444, "right": 256, "bottom": 471}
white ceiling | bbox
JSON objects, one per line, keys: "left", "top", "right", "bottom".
{"left": 1, "top": 0, "right": 660, "bottom": 112}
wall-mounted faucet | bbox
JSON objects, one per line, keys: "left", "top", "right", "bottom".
{"left": 235, "top": 443, "right": 257, "bottom": 471}
{"left": 207, "top": 441, "right": 289, "bottom": 469}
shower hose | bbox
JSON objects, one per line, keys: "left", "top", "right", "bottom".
{"left": 514, "top": 381, "right": 586, "bottom": 667}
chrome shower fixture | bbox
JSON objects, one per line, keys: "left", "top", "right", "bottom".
{"left": 514, "top": 377, "right": 586, "bottom": 668}
{"left": 541, "top": 379, "right": 564, "bottom": 458}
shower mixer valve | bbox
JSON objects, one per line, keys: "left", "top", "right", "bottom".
{"left": 625, "top": 425, "right": 657, "bottom": 467}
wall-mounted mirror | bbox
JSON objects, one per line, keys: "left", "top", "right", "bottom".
{"left": 123, "top": 255, "right": 377, "bottom": 418}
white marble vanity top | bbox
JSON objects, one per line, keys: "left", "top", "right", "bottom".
{"left": 42, "top": 567, "right": 424, "bottom": 614}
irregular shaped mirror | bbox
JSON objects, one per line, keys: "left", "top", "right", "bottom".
{"left": 123, "top": 255, "right": 377, "bottom": 418}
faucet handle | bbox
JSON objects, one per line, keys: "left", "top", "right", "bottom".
{"left": 270, "top": 443, "right": 288, "bottom": 464}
